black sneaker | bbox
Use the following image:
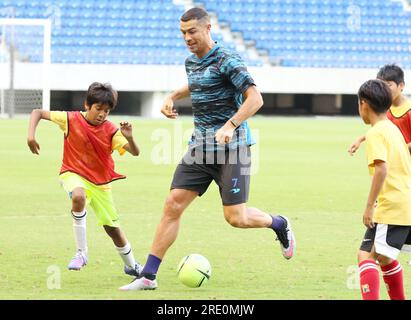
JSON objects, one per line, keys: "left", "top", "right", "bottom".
{"left": 124, "top": 262, "right": 143, "bottom": 277}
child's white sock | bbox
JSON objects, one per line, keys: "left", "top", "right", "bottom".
{"left": 71, "top": 210, "right": 88, "bottom": 255}
{"left": 116, "top": 242, "right": 136, "bottom": 268}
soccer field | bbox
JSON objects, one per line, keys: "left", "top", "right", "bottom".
{"left": 1, "top": 115, "right": 410, "bottom": 300}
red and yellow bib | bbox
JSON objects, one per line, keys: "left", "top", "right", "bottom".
{"left": 387, "top": 100, "right": 411, "bottom": 146}
{"left": 60, "top": 112, "right": 125, "bottom": 185}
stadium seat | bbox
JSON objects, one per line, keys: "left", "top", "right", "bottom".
{"left": 1, "top": 0, "right": 410, "bottom": 68}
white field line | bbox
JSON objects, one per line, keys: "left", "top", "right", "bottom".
{"left": 0, "top": 212, "right": 141, "bottom": 219}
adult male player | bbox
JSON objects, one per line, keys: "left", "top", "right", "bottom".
{"left": 120, "top": 7, "right": 296, "bottom": 291}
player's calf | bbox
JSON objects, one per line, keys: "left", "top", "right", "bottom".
{"left": 104, "top": 226, "right": 143, "bottom": 276}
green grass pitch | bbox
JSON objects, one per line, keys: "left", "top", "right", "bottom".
{"left": 1, "top": 115, "right": 410, "bottom": 299}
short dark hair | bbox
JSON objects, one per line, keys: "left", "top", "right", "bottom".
{"left": 377, "top": 64, "right": 405, "bottom": 85}
{"left": 180, "top": 7, "right": 209, "bottom": 22}
{"left": 85, "top": 82, "right": 118, "bottom": 110}
{"left": 358, "top": 79, "right": 392, "bottom": 114}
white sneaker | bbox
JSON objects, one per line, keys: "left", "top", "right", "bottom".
{"left": 67, "top": 251, "right": 88, "bottom": 270}
{"left": 119, "top": 276, "right": 158, "bottom": 291}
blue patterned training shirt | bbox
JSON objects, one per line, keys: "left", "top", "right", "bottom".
{"left": 185, "top": 43, "right": 256, "bottom": 151}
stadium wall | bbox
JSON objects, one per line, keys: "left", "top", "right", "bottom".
{"left": 2, "top": 63, "right": 408, "bottom": 116}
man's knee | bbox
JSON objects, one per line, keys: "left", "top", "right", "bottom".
{"left": 226, "top": 216, "right": 246, "bottom": 228}
{"left": 164, "top": 196, "right": 185, "bottom": 219}
{"left": 162, "top": 189, "right": 197, "bottom": 221}
{"left": 224, "top": 206, "right": 247, "bottom": 228}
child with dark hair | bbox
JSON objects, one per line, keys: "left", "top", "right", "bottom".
{"left": 356, "top": 79, "right": 411, "bottom": 300}
{"left": 27, "top": 82, "right": 143, "bottom": 278}
{"left": 349, "top": 64, "right": 411, "bottom": 154}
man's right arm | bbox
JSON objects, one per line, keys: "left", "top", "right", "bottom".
{"left": 27, "top": 109, "right": 51, "bottom": 155}
{"left": 161, "top": 85, "right": 190, "bottom": 119}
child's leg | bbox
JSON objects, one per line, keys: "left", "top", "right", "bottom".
{"left": 378, "top": 255, "right": 405, "bottom": 300}
{"left": 71, "top": 187, "right": 88, "bottom": 255}
{"left": 357, "top": 249, "right": 380, "bottom": 300}
{"left": 358, "top": 227, "right": 381, "bottom": 300}
{"left": 373, "top": 224, "right": 409, "bottom": 300}
{"left": 104, "top": 226, "right": 136, "bottom": 269}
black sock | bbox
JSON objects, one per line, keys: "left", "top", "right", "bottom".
{"left": 141, "top": 273, "right": 156, "bottom": 280}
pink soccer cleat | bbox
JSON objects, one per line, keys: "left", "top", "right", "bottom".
{"left": 67, "top": 251, "right": 88, "bottom": 270}
{"left": 119, "top": 276, "right": 158, "bottom": 291}
{"left": 274, "top": 215, "right": 296, "bottom": 259}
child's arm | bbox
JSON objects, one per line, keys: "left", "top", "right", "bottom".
{"left": 348, "top": 135, "right": 366, "bottom": 156}
{"left": 120, "top": 121, "right": 140, "bottom": 156}
{"left": 363, "top": 160, "right": 387, "bottom": 228}
{"left": 27, "top": 109, "right": 51, "bottom": 155}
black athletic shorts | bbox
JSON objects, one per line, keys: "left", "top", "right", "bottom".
{"left": 360, "top": 224, "right": 411, "bottom": 260}
{"left": 171, "top": 146, "right": 251, "bottom": 206}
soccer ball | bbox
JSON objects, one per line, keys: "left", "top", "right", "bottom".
{"left": 177, "top": 254, "right": 211, "bottom": 288}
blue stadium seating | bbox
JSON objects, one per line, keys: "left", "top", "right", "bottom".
{"left": 0, "top": 0, "right": 260, "bottom": 66}
{"left": 201, "top": 0, "right": 411, "bottom": 68}
{"left": 0, "top": 0, "right": 410, "bottom": 68}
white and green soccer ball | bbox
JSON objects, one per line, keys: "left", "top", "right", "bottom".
{"left": 177, "top": 254, "right": 211, "bottom": 288}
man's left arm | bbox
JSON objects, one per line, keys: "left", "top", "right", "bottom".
{"left": 215, "top": 85, "right": 263, "bottom": 145}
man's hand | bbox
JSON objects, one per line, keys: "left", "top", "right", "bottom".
{"left": 363, "top": 205, "right": 375, "bottom": 229}
{"left": 215, "top": 122, "right": 235, "bottom": 145}
{"left": 161, "top": 96, "right": 179, "bottom": 119}
{"left": 27, "top": 138, "right": 40, "bottom": 155}
{"left": 120, "top": 121, "right": 133, "bottom": 139}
